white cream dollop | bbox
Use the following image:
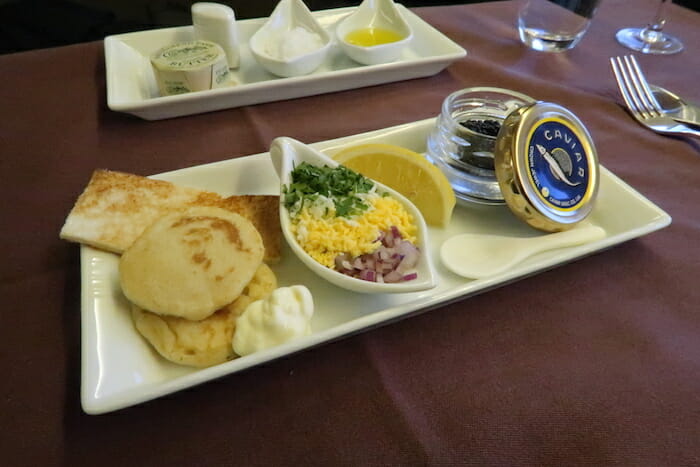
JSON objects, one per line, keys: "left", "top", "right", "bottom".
{"left": 232, "top": 285, "right": 314, "bottom": 356}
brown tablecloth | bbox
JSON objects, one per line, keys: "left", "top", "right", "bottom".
{"left": 1, "top": 0, "right": 699, "bottom": 465}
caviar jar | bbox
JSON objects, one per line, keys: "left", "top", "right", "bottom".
{"left": 427, "top": 87, "right": 536, "bottom": 205}
{"left": 427, "top": 87, "right": 600, "bottom": 232}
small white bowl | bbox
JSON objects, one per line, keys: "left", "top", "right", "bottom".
{"left": 336, "top": 0, "right": 413, "bottom": 65}
{"left": 269, "top": 136, "right": 437, "bottom": 294}
{"left": 249, "top": 0, "right": 331, "bottom": 78}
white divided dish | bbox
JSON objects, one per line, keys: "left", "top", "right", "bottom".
{"left": 80, "top": 118, "right": 671, "bottom": 414}
{"left": 269, "top": 136, "right": 437, "bottom": 293}
{"left": 104, "top": 6, "right": 466, "bottom": 120}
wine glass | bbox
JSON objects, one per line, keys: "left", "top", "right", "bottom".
{"left": 616, "top": 0, "right": 683, "bottom": 54}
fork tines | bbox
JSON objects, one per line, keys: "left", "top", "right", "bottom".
{"left": 610, "top": 55, "right": 664, "bottom": 120}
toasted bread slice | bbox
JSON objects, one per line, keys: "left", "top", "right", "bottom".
{"left": 194, "top": 193, "right": 281, "bottom": 264}
{"left": 60, "top": 169, "right": 281, "bottom": 262}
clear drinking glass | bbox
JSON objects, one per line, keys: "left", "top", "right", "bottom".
{"left": 616, "top": 0, "right": 683, "bottom": 54}
{"left": 518, "top": 0, "right": 602, "bottom": 52}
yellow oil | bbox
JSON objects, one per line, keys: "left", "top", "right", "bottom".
{"left": 345, "top": 27, "right": 404, "bottom": 47}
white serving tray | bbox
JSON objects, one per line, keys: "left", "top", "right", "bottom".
{"left": 104, "top": 6, "right": 467, "bottom": 120}
{"left": 80, "top": 118, "right": 671, "bottom": 414}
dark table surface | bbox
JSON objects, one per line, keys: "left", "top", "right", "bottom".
{"left": 1, "top": 0, "right": 699, "bottom": 465}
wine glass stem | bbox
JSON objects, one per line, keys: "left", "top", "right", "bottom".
{"left": 647, "top": 0, "right": 671, "bottom": 33}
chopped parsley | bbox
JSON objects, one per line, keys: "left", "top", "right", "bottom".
{"left": 283, "top": 162, "right": 377, "bottom": 218}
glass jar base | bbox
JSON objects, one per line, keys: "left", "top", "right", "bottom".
{"left": 427, "top": 87, "right": 536, "bottom": 206}
{"left": 425, "top": 150, "right": 505, "bottom": 205}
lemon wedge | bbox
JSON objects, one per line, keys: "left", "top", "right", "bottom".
{"left": 331, "top": 143, "right": 456, "bottom": 227}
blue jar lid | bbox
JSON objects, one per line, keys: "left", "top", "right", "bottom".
{"left": 494, "top": 102, "right": 599, "bottom": 232}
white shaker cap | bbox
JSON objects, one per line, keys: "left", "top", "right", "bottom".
{"left": 192, "top": 2, "right": 240, "bottom": 69}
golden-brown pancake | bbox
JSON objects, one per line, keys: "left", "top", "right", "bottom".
{"left": 119, "top": 206, "right": 264, "bottom": 320}
{"left": 131, "top": 263, "right": 277, "bottom": 367}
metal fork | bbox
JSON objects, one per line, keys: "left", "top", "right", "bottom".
{"left": 610, "top": 55, "right": 700, "bottom": 138}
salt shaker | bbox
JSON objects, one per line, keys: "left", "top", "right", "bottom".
{"left": 191, "top": 2, "right": 240, "bottom": 69}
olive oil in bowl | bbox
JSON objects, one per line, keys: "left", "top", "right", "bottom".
{"left": 335, "top": 0, "right": 413, "bottom": 65}
{"left": 344, "top": 27, "right": 405, "bottom": 47}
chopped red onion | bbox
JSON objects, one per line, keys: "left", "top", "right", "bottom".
{"left": 402, "top": 272, "right": 418, "bottom": 281}
{"left": 384, "top": 270, "right": 403, "bottom": 283}
{"left": 333, "top": 226, "right": 420, "bottom": 283}
{"left": 359, "top": 269, "right": 376, "bottom": 282}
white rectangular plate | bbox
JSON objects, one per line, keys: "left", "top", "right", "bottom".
{"left": 104, "top": 6, "right": 467, "bottom": 120}
{"left": 80, "top": 118, "right": 671, "bottom": 414}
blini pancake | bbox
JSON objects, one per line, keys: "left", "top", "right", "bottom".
{"left": 132, "top": 263, "right": 277, "bottom": 367}
{"left": 119, "top": 206, "right": 264, "bottom": 321}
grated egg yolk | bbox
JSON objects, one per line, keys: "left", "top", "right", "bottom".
{"left": 291, "top": 195, "right": 417, "bottom": 268}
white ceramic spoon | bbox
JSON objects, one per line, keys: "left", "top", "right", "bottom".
{"left": 440, "top": 225, "right": 606, "bottom": 279}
